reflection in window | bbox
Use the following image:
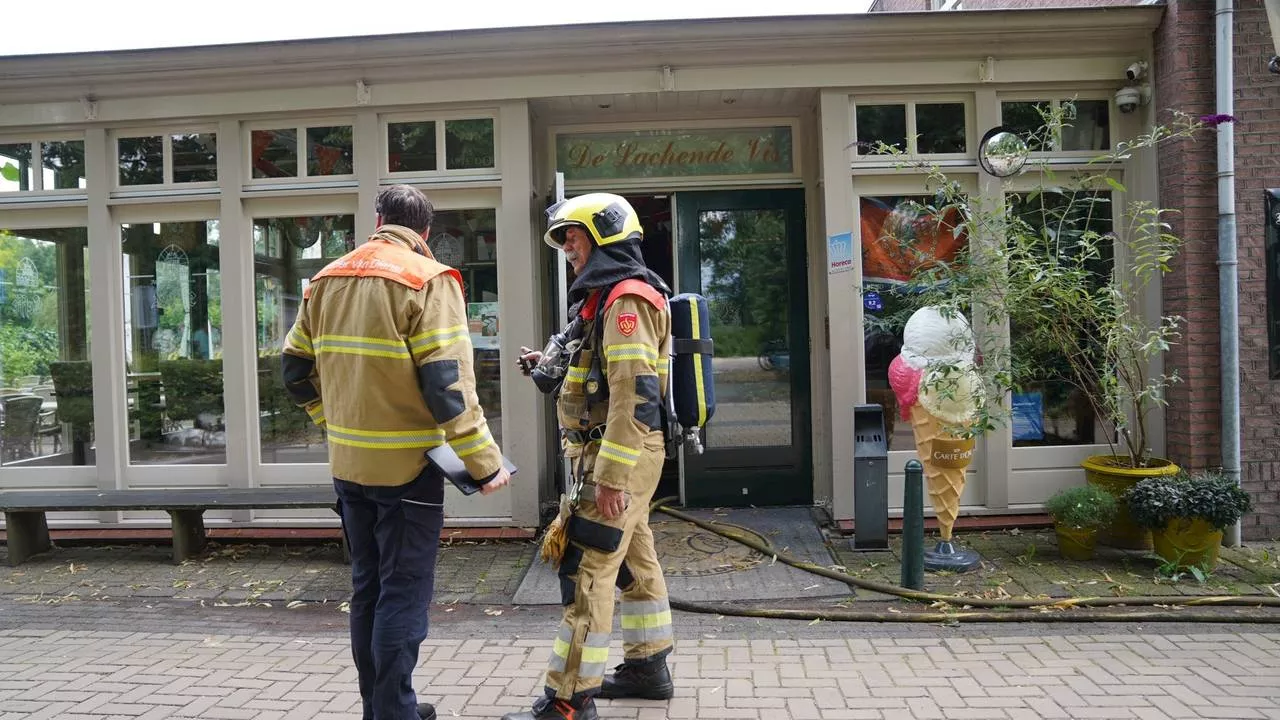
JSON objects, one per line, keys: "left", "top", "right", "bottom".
{"left": 430, "top": 209, "right": 502, "bottom": 449}
{"left": 856, "top": 104, "right": 907, "bottom": 155}
{"left": 697, "top": 209, "right": 791, "bottom": 449}
{"left": 119, "top": 136, "right": 165, "bottom": 185}
{"left": 121, "top": 220, "right": 225, "bottom": 465}
{"left": 915, "top": 103, "right": 966, "bottom": 154}
{"left": 1006, "top": 191, "right": 1113, "bottom": 447}
{"left": 172, "top": 133, "right": 218, "bottom": 183}
{"left": 1001, "top": 99, "right": 1110, "bottom": 153}
{"left": 254, "top": 215, "right": 354, "bottom": 464}
{"left": 388, "top": 121, "right": 437, "bottom": 173}
{"left": 1001, "top": 101, "right": 1052, "bottom": 152}
{"left": 0, "top": 227, "right": 91, "bottom": 467}
{"left": 251, "top": 129, "right": 298, "bottom": 179}
{"left": 41, "top": 141, "right": 86, "bottom": 190}
{"left": 1060, "top": 100, "right": 1110, "bottom": 152}
{"left": 0, "top": 143, "right": 34, "bottom": 192}
{"left": 859, "top": 196, "right": 965, "bottom": 450}
{"left": 306, "top": 126, "right": 353, "bottom": 176}
{"left": 445, "top": 119, "right": 495, "bottom": 170}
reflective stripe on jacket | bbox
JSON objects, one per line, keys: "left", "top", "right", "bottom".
{"left": 282, "top": 225, "right": 503, "bottom": 487}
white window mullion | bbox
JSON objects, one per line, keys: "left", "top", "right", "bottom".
{"left": 32, "top": 141, "right": 45, "bottom": 192}
{"left": 162, "top": 133, "right": 174, "bottom": 184}
{"left": 437, "top": 120, "right": 447, "bottom": 172}
{"left": 905, "top": 102, "right": 919, "bottom": 157}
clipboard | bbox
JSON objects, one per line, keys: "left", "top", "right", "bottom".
{"left": 425, "top": 444, "right": 517, "bottom": 495}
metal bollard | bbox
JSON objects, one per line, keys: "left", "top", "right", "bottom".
{"left": 901, "top": 459, "right": 925, "bottom": 590}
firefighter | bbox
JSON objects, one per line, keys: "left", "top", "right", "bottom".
{"left": 504, "top": 194, "right": 675, "bottom": 720}
{"left": 282, "top": 184, "right": 510, "bottom": 720}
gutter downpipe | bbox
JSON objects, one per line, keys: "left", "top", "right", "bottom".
{"left": 1216, "top": 0, "right": 1243, "bottom": 548}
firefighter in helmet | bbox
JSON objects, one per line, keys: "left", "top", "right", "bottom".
{"left": 505, "top": 193, "right": 675, "bottom": 720}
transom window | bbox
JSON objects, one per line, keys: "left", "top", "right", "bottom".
{"left": 1, "top": 138, "right": 86, "bottom": 193}
{"left": 115, "top": 131, "right": 218, "bottom": 187}
{"left": 1000, "top": 98, "right": 1111, "bottom": 153}
{"left": 384, "top": 116, "right": 496, "bottom": 176}
{"left": 853, "top": 100, "right": 969, "bottom": 158}
{"left": 246, "top": 121, "right": 355, "bottom": 181}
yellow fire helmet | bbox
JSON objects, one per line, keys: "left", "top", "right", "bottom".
{"left": 543, "top": 192, "right": 643, "bottom": 250}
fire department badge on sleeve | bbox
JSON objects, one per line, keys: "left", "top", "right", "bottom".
{"left": 617, "top": 312, "right": 638, "bottom": 337}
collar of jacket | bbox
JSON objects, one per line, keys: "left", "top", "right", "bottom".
{"left": 369, "top": 224, "right": 433, "bottom": 258}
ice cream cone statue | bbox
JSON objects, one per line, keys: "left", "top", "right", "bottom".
{"left": 888, "top": 306, "right": 984, "bottom": 572}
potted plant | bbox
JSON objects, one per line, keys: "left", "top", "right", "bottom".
{"left": 1043, "top": 484, "right": 1117, "bottom": 560}
{"left": 1125, "top": 471, "right": 1253, "bottom": 572}
{"left": 863, "top": 105, "right": 1221, "bottom": 550}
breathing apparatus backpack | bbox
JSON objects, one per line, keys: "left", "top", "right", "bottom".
{"left": 530, "top": 281, "right": 716, "bottom": 458}
{"left": 665, "top": 292, "right": 717, "bottom": 456}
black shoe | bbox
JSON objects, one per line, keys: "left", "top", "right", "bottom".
{"left": 500, "top": 695, "right": 598, "bottom": 720}
{"left": 597, "top": 658, "right": 674, "bottom": 700}
{"left": 418, "top": 702, "right": 436, "bottom": 720}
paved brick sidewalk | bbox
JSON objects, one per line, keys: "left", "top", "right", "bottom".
{"left": 2, "top": 599, "right": 1279, "bottom": 719}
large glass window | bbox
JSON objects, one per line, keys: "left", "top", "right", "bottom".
{"left": 121, "top": 220, "right": 224, "bottom": 465}
{"left": 859, "top": 195, "right": 965, "bottom": 451}
{"left": 0, "top": 227, "right": 91, "bottom": 468}
{"left": 254, "top": 214, "right": 354, "bottom": 464}
{"left": 429, "top": 209, "right": 502, "bottom": 449}
{"left": 1007, "top": 190, "right": 1113, "bottom": 447}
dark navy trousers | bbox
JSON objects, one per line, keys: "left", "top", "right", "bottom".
{"left": 334, "top": 471, "right": 444, "bottom": 720}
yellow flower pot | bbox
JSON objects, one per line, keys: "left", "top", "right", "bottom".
{"left": 1152, "top": 518, "right": 1223, "bottom": 572}
{"left": 1054, "top": 525, "right": 1098, "bottom": 561}
{"left": 1082, "top": 455, "right": 1180, "bottom": 550}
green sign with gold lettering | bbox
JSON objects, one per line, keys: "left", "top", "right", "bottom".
{"left": 556, "top": 126, "right": 794, "bottom": 181}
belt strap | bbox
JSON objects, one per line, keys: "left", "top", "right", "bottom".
{"left": 564, "top": 425, "right": 607, "bottom": 444}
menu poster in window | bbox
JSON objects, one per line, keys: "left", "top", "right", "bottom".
{"left": 860, "top": 197, "right": 966, "bottom": 286}
{"left": 468, "top": 302, "right": 500, "bottom": 350}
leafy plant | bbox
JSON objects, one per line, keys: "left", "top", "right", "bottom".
{"left": 1125, "top": 471, "right": 1254, "bottom": 531}
{"left": 1044, "top": 484, "right": 1117, "bottom": 530}
{"left": 863, "top": 103, "right": 1214, "bottom": 466}
{"left": 1155, "top": 554, "right": 1208, "bottom": 584}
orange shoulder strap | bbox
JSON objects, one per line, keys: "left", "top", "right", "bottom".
{"left": 604, "top": 279, "right": 666, "bottom": 312}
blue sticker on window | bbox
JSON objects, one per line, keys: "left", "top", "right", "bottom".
{"left": 864, "top": 290, "right": 883, "bottom": 312}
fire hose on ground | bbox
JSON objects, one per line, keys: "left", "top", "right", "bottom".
{"left": 643, "top": 490, "right": 1280, "bottom": 625}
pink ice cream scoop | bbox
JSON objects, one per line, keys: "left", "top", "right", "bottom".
{"left": 888, "top": 354, "right": 923, "bottom": 420}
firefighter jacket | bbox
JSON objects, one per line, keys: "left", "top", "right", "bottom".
{"left": 556, "top": 280, "right": 671, "bottom": 493}
{"left": 280, "top": 225, "right": 504, "bottom": 487}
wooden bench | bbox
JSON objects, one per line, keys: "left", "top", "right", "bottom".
{"left": 0, "top": 487, "right": 345, "bottom": 566}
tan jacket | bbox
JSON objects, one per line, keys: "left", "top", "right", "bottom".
{"left": 557, "top": 281, "right": 671, "bottom": 492}
{"left": 281, "top": 225, "right": 503, "bottom": 487}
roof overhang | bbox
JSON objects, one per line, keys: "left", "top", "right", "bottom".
{"left": 0, "top": 7, "right": 1164, "bottom": 106}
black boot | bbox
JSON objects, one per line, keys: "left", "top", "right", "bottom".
{"left": 597, "top": 657, "right": 674, "bottom": 700}
{"left": 418, "top": 703, "right": 436, "bottom": 720}
{"left": 500, "top": 695, "right": 598, "bottom": 720}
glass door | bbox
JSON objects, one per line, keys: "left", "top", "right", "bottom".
{"left": 675, "top": 189, "right": 810, "bottom": 506}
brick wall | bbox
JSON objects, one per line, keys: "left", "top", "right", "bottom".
{"left": 869, "top": 0, "right": 931, "bottom": 10}
{"left": 870, "top": 0, "right": 1140, "bottom": 9}
{"left": 1157, "top": 0, "right": 1280, "bottom": 539}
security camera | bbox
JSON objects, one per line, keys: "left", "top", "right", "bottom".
{"left": 1115, "top": 86, "right": 1142, "bottom": 114}
{"left": 1125, "top": 60, "right": 1149, "bottom": 82}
